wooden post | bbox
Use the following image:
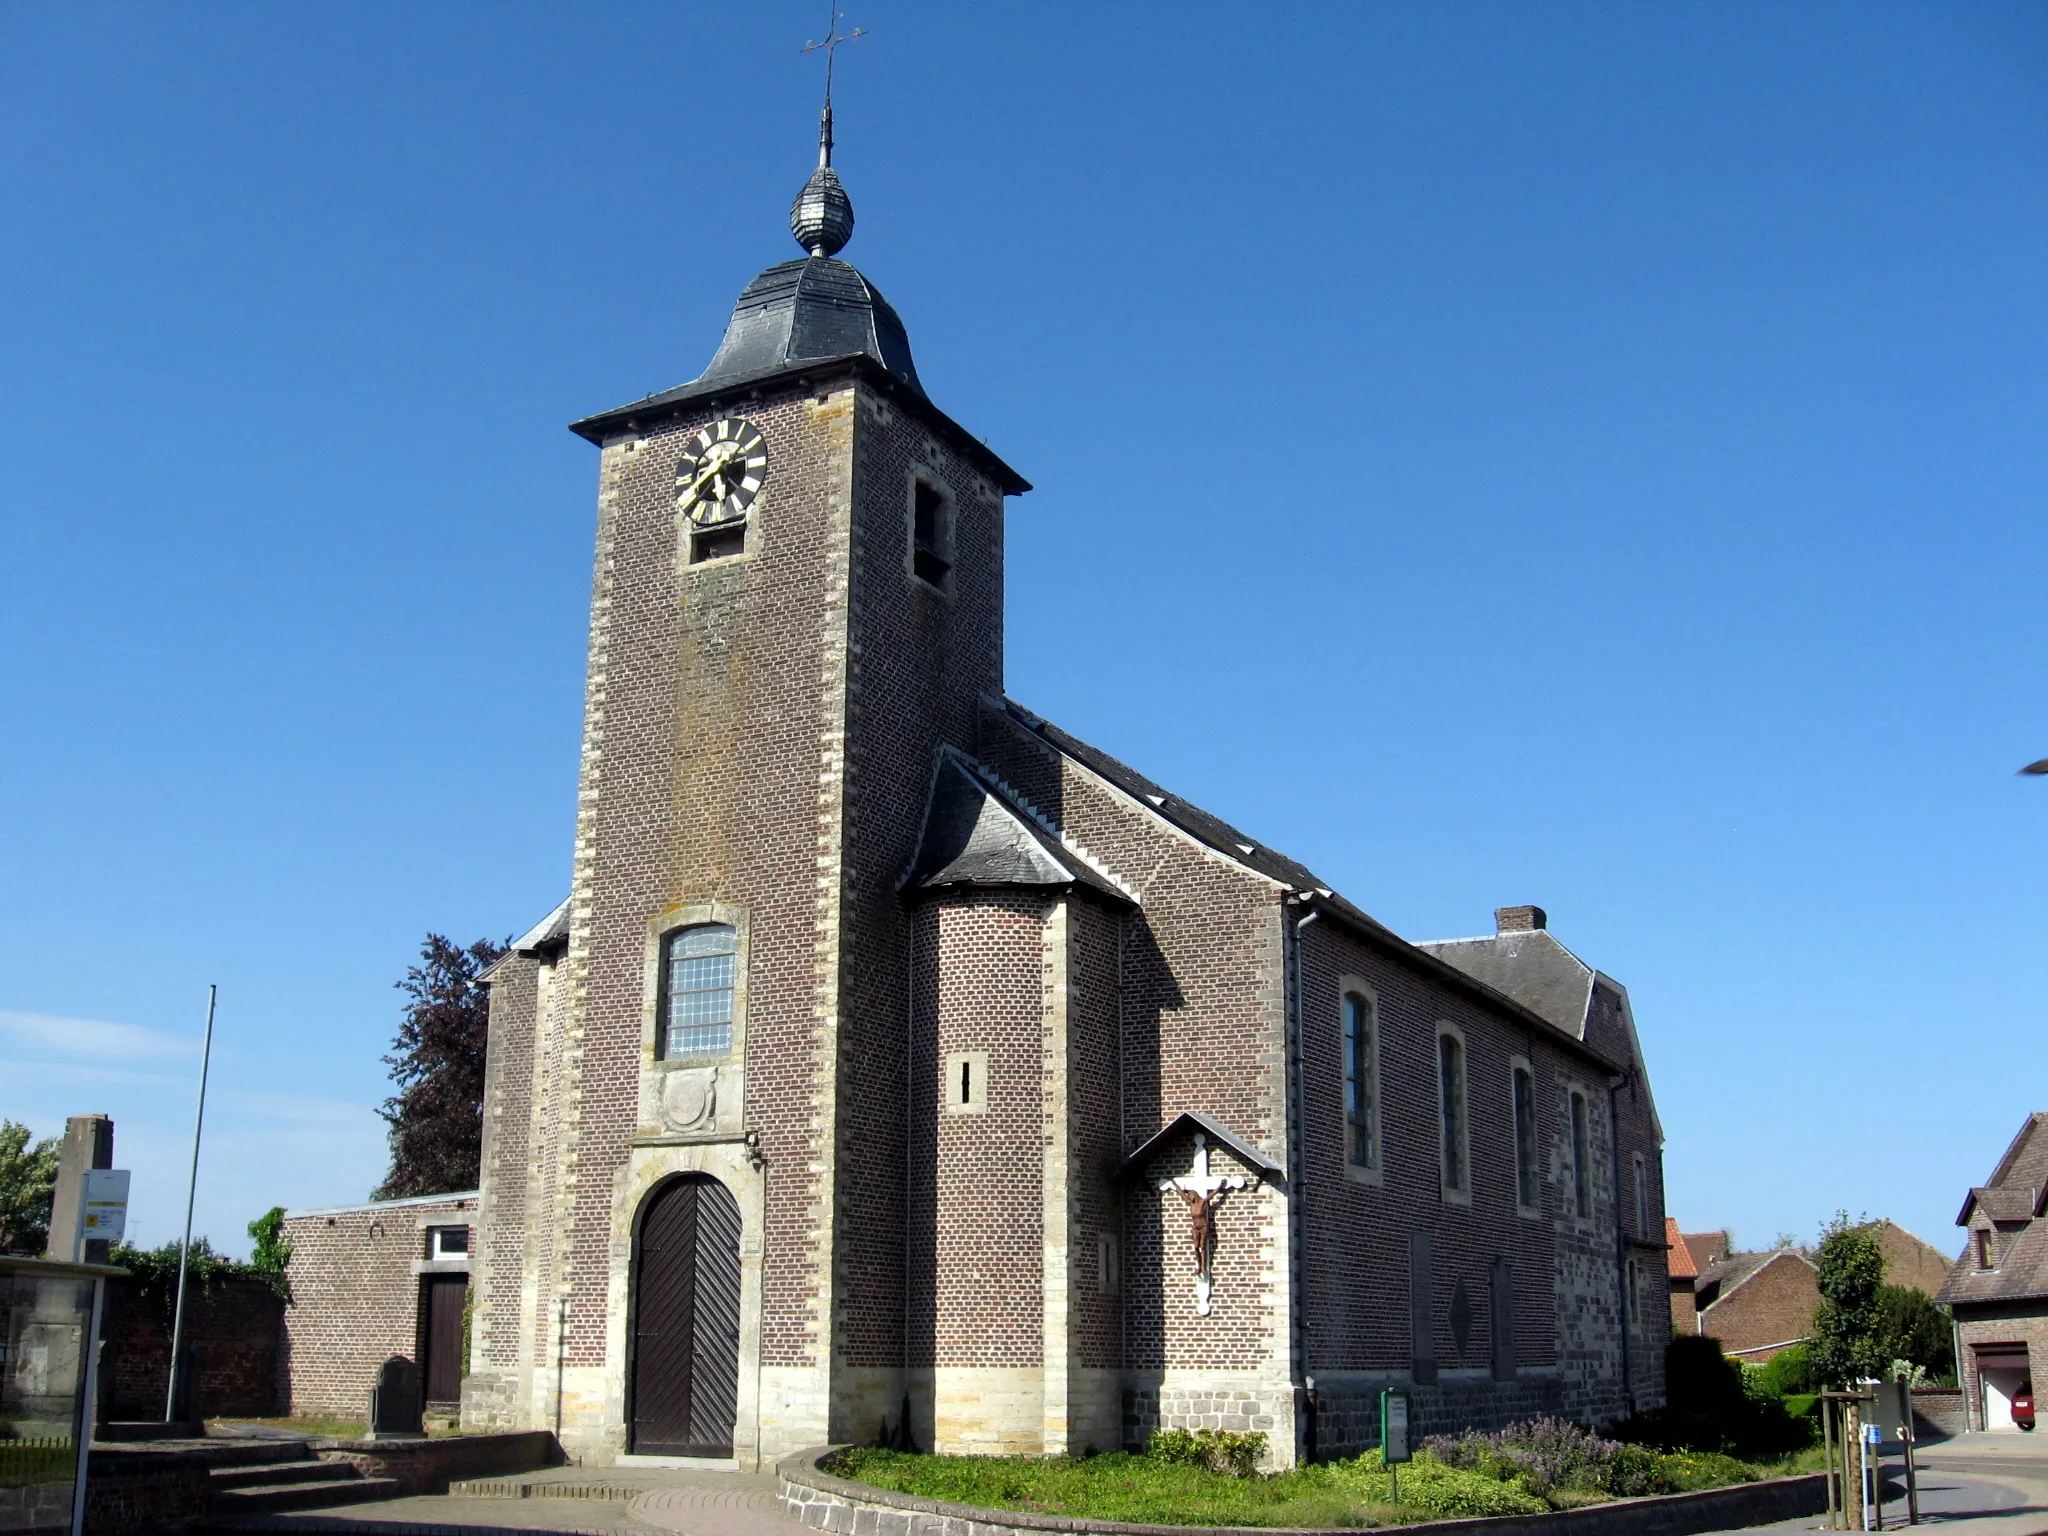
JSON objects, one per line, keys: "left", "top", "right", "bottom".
{"left": 1823, "top": 1396, "right": 1839, "bottom": 1528}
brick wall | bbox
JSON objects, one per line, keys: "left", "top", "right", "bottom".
{"left": 282, "top": 1195, "right": 473, "bottom": 1416}
{"left": 1697, "top": 1253, "right": 1818, "bottom": 1360}
{"left": 102, "top": 1275, "right": 283, "bottom": 1419}
{"left": 1953, "top": 1305, "right": 2048, "bottom": 1432}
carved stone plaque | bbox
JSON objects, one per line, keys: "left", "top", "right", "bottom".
{"left": 661, "top": 1067, "right": 717, "bottom": 1132}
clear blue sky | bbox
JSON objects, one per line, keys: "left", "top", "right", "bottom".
{"left": 3, "top": 2, "right": 2043, "bottom": 1260}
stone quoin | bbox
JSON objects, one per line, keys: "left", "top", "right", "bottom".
{"left": 454, "top": 108, "right": 1670, "bottom": 1471}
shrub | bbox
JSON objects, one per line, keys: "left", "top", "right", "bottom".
{"left": 1148, "top": 1428, "right": 1266, "bottom": 1477}
{"left": 1758, "top": 1344, "right": 1819, "bottom": 1397}
{"left": 1611, "top": 1335, "right": 1814, "bottom": 1455}
{"left": 1326, "top": 1448, "right": 1549, "bottom": 1517}
{"left": 1605, "top": 1443, "right": 1678, "bottom": 1497}
{"left": 1424, "top": 1418, "right": 1621, "bottom": 1495}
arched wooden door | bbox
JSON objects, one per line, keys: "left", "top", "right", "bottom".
{"left": 630, "top": 1174, "right": 742, "bottom": 1457}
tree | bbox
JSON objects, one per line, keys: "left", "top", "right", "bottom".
{"left": 247, "top": 1206, "right": 291, "bottom": 1274}
{"left": 1874, "top": 1283, "right": 1954, "bottom": 1380}
{"left": 374, "top": 934, "right": 507, "bottom": 1199}
{"left": 0, "top": 1121, "right": 61, "bottom": 1254}
{"left": 1811, "top": 1212, "right": 1886, "bottom": 1386}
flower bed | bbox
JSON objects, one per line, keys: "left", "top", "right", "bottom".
{"left": 821, "top": 1421, "right": 1820, "bottom": 1529}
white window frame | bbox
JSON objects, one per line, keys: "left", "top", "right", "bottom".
{"left": 1339, "top": 976, "right": 1383, "bottom": 1184}
{"left": 426, "top": 1225, "right": 469, "bottom": 1261}
{"left": 944, "top": 1049, "right": 988, "bottom": 1114}
{"left": 1436, "top": 1022, "right": 1471, "bottom": 1205}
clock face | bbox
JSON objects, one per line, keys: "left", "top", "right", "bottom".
{"left": 674, "top": 418, "right": 767, "bottom": 527}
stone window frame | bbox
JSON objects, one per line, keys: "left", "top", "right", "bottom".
{"left": 943, "top": 1049, "right": 988, "bottom": 1114}
{"left": 1508, "top": 1055, "right": 1539, "bottom": 1218}
{"left": 1339, "top": 975, "right": 1383, "bottom": 1185}
{"left": 906, "top": 467, "right": 956, "bottom": 596}
{"left": 1435, "top": 1022, "right": 1472, "bottom": 1206}
{"left": 1632, "top": 1150, "right": 1648, "bottom": 1236}
{"left": 641, "top": 900, "right": 751, "bottom": 1075}
{"left": 1567, "top": 1086, "right": 1594, "bottom": 1221}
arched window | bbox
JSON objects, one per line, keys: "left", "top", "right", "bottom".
{"left": 1438, "top": 1027, "right": 1469, "bottom": 1198}
{"left": 1511, "top": 1062, "right": 1538, "bottom": 1214}
{"left": 659, "top": 923, "right": 737, "bottom": 1059}
{"left": 1342, "top": 991, "right": 1380, "bottom": 1172}
{"left": 1569, "top": 1090, "right": 1593, "bottom": 1219}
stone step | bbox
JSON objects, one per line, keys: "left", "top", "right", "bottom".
{"left": 183, "top": 1439, "right": 326, "bottom": 1469}
{"left": 208, "top": 1475, "right": 401, "bottom": 1514}
{"left": 210, "top": 1457, "right": 356, "bottom": 1488}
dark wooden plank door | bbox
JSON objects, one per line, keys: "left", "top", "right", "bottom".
{"left": 632, "top": 1175, "right": 742, "bottom": 1457}
{"left": 420, "top": 1274, "right": 468, "bottom": 1404}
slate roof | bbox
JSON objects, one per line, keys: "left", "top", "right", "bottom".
{"left": 1414, "top": 929, "right": 1596, "bottom": 1040}
{"left": 996, "top": 698, "right": 1629, "bottom": 1075}
{"left": 568, "top": 257, "right": 1029, "bottom": 495}
{"left": 901, "top": 751, "right": 1131, "bottom": 907}
{"left": 1115, "top": 1111, "right": 1286, "bottom": 1183}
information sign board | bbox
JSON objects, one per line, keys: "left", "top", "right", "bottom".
{"left": 80, "top": 1169, "right": 130, "bottom": 1243}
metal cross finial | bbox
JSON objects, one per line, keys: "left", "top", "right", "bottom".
{"left": 802, "top": 5, "right": 865, "bottom": 168}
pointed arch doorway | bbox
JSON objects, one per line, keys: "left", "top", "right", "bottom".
{"left": 630, "top": 1173, "right": 743, "bottom": 1457}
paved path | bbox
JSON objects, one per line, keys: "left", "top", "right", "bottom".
{"left": 219, "top": 1465, "right": 810, "bottom": 1534}
{"left": 1693, "top": 1431, "right": 2048, "bottom": 1536}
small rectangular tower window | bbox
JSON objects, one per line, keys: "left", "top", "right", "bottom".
{"left": 1976, "top": 1229, "right": 1995, "bottom": 1271}
{"left": 1569, "top": 1090, "right": 1593, "bottom": 1219}
{"left": 1343, "top": 991, "right": 1380, "bottom": 1172}
{"left": 427, "top": 1225, "right": 469, "bottom": 1260}
{"left": 944, "top": 1050, "right": 987, "bottom": 1114}
{"left": 1096, "top": 1232, "right": 1119, "bottom": 1294}
{"left": 911, "top": 478, "right": 953, "bottom": 590}
{"left": 1437, "top": 1027, "right": 1469, "bottom": 1199}
{"left": 692, "top": 523, "right": 746, "bottom": 563}
{"left": 1632, "top": 1151, "right": 1648, "bottom": 1235}
{"left": 1511, "top": 1063, "right": 1539, "bottom": 1214}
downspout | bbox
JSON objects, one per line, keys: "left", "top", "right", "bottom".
{"left": 1285, "top": 899, "right": 1321, "bottom": 1462}
{"left": 1608, "top": 1077, "right": 1633, "bottom": 1417}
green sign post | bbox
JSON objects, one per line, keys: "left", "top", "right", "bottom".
{"left": 1380, "top": 1388, "right": 1412, "bottom": 1503}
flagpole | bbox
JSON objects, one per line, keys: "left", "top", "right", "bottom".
{"left": 165, "top": 985, "right": 216, "bottom": 1424}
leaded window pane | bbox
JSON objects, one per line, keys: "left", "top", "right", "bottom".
{"left": 662, "top": 924, "right": 736, "bottom": 1059}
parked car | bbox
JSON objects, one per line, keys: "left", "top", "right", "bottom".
{"left": 2014, "top": 1384, "right": 2035, "bottom": 1431}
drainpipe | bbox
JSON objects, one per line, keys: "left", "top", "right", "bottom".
{"left": 1285, "top": 899, "right": 1321, "bottom": 1462}
{"left": 1608, "top": 1078, "right": 1633, "bottom": 1418}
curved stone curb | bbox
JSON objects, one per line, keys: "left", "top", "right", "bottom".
{"left": 776, "top": 1446, "right": 1827, "bottom": 1536}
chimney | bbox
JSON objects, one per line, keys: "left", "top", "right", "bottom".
{"left": 1495, "top": 905, "right": 1547, "bottom": 934}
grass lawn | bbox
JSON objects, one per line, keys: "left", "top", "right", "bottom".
{"left": 207, "top": 1416, "right": 479, "bottom": 1440}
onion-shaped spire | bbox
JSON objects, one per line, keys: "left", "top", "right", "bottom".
{"left": 792, "top": 101, "right": 854, "bottom": 258}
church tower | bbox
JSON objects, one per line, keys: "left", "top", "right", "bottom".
{"left": 463, "top": 101, "right": 1029, "bottom": 1464}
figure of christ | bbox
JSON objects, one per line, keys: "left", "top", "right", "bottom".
{"left": 1157, "top": 1132, "right": 1250, "bottom": 1315}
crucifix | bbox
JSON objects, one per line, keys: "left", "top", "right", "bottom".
{"left": 1158, "top": 1132, "right": 1248, "bottom": 1316}
{"left": 801, "top": 4, "right": 866, "bottom": 169}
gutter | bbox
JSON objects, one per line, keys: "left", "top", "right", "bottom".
{"left": 1285, "top": 898, "right": 1320, "bottom": 1463}
{"left": 1609, "top": 1078, "right": 1633, "bottom": 1416}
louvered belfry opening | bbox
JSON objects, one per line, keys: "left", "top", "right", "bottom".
{"left": 630, "top": 1173, "right": 743, "bottom": 1457}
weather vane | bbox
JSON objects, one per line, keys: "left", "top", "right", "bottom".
{"left": 802, "top": 4, "right": 865, "bottom": 168}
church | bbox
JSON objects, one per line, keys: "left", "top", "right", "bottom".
{"left": 459, "top": 102, "right": 1669, "bottom": 1471}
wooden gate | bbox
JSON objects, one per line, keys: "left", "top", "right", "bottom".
{"left": 419, "top": 1274, "right": 468, "bottom": 1405}
{"left": 630, "top": 1174, "right": 742, "bottom": 1457}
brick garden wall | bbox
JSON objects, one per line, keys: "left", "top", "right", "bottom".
{"left": 102, "top": 1275, "right": 283, "bottom": 1420}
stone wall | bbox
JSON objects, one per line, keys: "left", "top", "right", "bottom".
{"left": 280, "top": 1193, "right": 474, "bottom": 1416}
{"left": 101, "top": 1275, "right": 282, "bottom": 1420}
{"left": 81, "top": 1447, "right": 211, "bottom": 1536}
{"left": 1952, "top": 1302, "right": 2048, "bottom": 1432}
